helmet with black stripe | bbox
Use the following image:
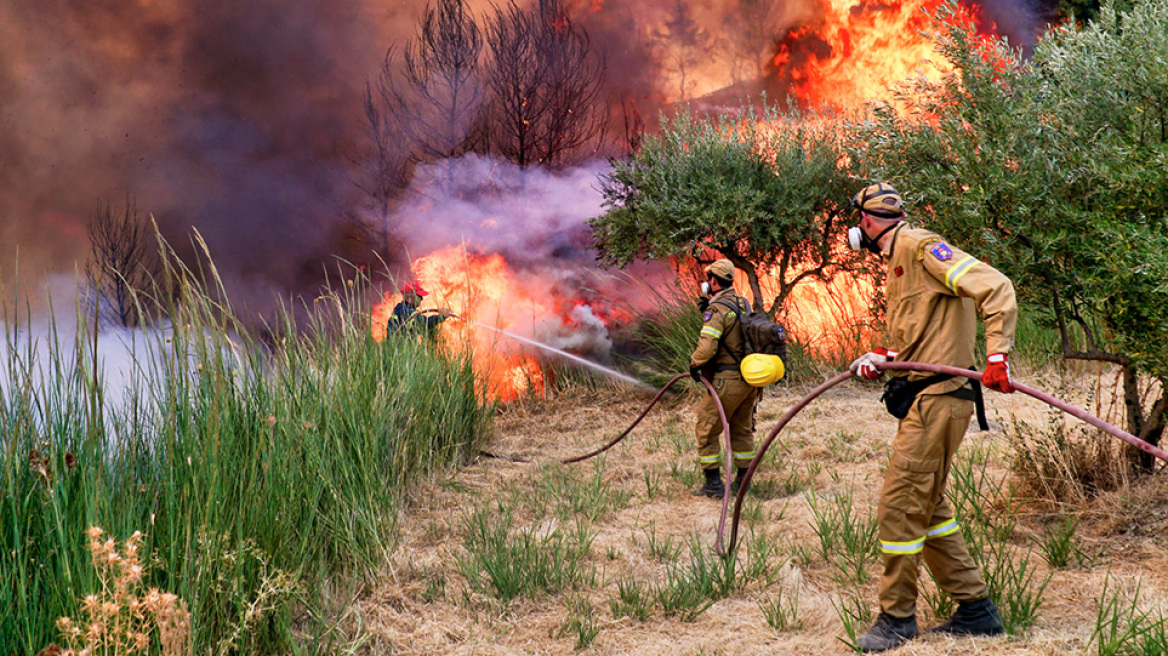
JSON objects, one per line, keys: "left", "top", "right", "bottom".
{"left": 851, "top": 182, "right": 905, "bottom": 220}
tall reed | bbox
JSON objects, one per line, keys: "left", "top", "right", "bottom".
{"left": 0, "top": 252, "right": 492, "bottom": 654}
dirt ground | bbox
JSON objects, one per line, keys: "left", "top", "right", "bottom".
{"left": 356, "top": 368, "right": 1168, "bottom": 655}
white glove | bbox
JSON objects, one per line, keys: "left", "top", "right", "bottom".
{"left": 849, "top": 348, "right": 898, "bottom": 380}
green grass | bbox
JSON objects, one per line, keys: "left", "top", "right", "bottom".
{"left": 949, "top": 447, "right": 1050, "bottom": 634}
{"left": 642, "top": 523, "right": 682, "bottom": 563}
{"left": 1091, "top": 576, "right": 1168, "bottom": 656}
{"left": 458, "top": 503, "right": 596, "bottom": 603}
{"left": 557, "top": 595, "right": 601, "bottom": 650}
{"left": 1039, "top": 513, "right": 1082, "bottom": 570}
{"left": 806, "top": 488, "right": 879, "bottom": 587}
{"left": 610, "top": 577, "right": 654, "bottom": 621}
{"left": 0, "top": 255, "right": 493, "bottom": 654}
{"left": 759, "top": 584, "right": 804, "bottom": 632}
{"left": 832, "top": 592, "right": 872, "bottom": 653}
{"left": 535, "top": 459, "right": 631, "bottom": 523}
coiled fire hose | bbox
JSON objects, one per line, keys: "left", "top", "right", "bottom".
{"left": 564, "top": 362, "right": 1168, "bottom": 558}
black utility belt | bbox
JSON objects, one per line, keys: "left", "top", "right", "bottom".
{"left": 946, "top": 386, "right": 977, "bottom": 402}
{"left": 881, "top": 374, "right": 989, "bottom": 431}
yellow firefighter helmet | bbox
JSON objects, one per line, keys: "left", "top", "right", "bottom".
{"left": 740, "top": 353, "right": 785, "bottom": 387}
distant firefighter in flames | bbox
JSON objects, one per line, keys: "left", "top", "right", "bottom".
{"left": 387, "top": 281, "right": 450, "bottom": 338}
{"left": 845, "top": 182, "right": 1016, "bottom": 652}
{"left": 688, "top": 259, "right": 758, "bottom": 498}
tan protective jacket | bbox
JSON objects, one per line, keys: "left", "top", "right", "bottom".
{"left": 884, "top": 224, "right": 1017, "bottom": 396}
{"left": 690, "top": 288, "right": 749, "bottom": 377}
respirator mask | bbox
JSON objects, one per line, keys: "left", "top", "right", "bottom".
{"left": 847, "top": 222, "right": 899, "bottom": 255}
{"left": 700, "top": 281, "right": 712, "bottom": 296}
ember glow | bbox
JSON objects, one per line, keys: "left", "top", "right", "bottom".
{"left": 765, "top": 270, "right": 879, "bottom": 359}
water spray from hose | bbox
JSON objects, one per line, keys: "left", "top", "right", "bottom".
{"left": 448, "top": 312, "right": 654, "bottom": 390}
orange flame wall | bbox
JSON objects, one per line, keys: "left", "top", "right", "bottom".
{"left": 755, "top": 269, "right": 879, "bottom": 359}
{"left": 372, "top": 246, "right": 558, "bottom": 402}
{"left": 772, "top": 0, "right": 981, "bottom": 107}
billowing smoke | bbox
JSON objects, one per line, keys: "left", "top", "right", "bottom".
{"left": 539, "top": 304, "right": 614, "bottom": 356}
{"left": 0, "top": 0, "right": 1053, "bottom": 319}
{"left": 0, "top": 0, "right": 410, "bottom": 307}
{"left": 384, "top": 154, "right": 674, "bottom": 360}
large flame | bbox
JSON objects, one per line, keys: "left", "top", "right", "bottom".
{"left": 368, "top": 1, "right": 1000, "bottom": 395}
{"left": 772, "top": 0, "right": 978, "bottom": 107}
{"left": 757, "top": 267, "right": 879, "bottom": 359}
{"left": 372, "top": 246, "right": 556, "bottom": 402}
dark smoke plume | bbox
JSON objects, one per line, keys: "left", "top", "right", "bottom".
{"left": 0, "top": 0, "right": 411, "bottom": 308}
{"left": 0, "top": 0, "right": 1050, "bottom": 316}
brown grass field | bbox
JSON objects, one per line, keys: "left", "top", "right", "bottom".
{"left": 355, "top": 364, "right": 1168, "bottom": 655}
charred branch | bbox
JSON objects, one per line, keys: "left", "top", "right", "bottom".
{"left": 85, "top": 197, "right": 161, "bottom": 329}
{"left": 370, "top": 0, "right": 485, "bottom": 182}
{"left": 486, "top": 0, "right": 609, "bottom": 169}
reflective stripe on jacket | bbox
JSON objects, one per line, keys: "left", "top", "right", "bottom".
{"left": 690, "top": 288, "right": 748, "bottom": 372}
{"left": 884, "top": 224, "right": 1017, "bottom": 396}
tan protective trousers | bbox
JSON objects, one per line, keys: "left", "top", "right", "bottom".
{"left": 878, "top": 393, "right": 988, "bottom": 618}
{"left": 695, "top": 375, "right": 757, "bottom": 470}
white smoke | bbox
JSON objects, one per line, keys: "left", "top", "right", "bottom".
{"left": 377, "top": 154, "right": 673, "bottom": 359}
{"left": 389, "top": 154, "right": 608, "bottom": 264}
{"left": 535, "top": 304, "right": 616, "bottom": 362}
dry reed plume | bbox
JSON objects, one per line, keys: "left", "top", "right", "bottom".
{"left": 49, "top": 527, "right": 189, "bottom": 656}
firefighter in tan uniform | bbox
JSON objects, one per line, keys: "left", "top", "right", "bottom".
{"left": 688, "top": 259, "right": 757, "bottom": 498}
{"left": 845, "top": 183, "right": 1017, "bottom": 652}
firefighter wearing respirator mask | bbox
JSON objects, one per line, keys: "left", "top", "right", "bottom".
{"left": 843, "top": 182, "right": 1019, "bottom": 653}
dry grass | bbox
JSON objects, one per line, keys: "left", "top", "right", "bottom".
{"left": 355, "top": 370, "right": 1168, "bottom": 655}
{"left": 52, "top": 528, "right": 190, "bottom": 656}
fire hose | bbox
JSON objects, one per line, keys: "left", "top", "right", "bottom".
{"left": 560, "top": 372, "right": 739, "bottom": 553}
{"left": 564, "top": 361, "right": 1168, "bottom": 557}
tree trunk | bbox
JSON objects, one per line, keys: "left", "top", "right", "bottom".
{"left": 1122, "top": 365, "right": 1167, "bottom": 473}
{"left": 1136, "top": 385, "right": 1168, "bottom": 472}
{"left": 721, "top": 251, "right": 763, "bottom": 312}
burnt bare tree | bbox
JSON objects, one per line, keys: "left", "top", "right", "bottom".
{"left": 621, "top": 96, "right": 645, "bottom": 156}
{"left": 370, "top": 0, "right": 484, "bottom": 185}
{"left": 355, "top": 0, "right": 484, "bottom": 254}
{"left": 486, "top": 0, "right": 609, "bottom": 169}
{"left": 724, "top": 0, "right": 782, "bottom": 83}
{"left": 655, "top": 0, "right": 710, "bottom": 101}
{"left": 355, "top": 89, "right": 413, "bottom": 253}
{"left": 85, "top": 198, "right": 161, "bottom": 328}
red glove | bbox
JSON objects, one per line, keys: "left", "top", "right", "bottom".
{"left": 983, "top": 352, "right": 1015, "bottom": 393}
{"left": 849, "top": 347, "right": 898, "bottom": 380}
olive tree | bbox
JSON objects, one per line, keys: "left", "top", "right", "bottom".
{"left": 591, "top": 103, "right": 862, "bottom": 317}
{"left": 851, "top": 0, "right": 1168, "bottom": 468}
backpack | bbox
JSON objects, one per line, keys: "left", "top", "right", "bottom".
{"left": 713, "top": 298, "right": 789, "bottom": 362}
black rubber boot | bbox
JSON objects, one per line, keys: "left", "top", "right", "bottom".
{"left": 690, "top": 468, "right": 725, "bottom": 498}
{"left": 856, "top": 612, "right": 918, "bottom": 653}
{"left": 730, "top": 467, "right": 749, "bottom": 494}
{"left": 929, "top": 597, "right": 1005, "bottom": 636}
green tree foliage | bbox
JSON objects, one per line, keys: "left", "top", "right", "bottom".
{"left": 851, "top": 0, "right": 1168, "bottom": 467}
{"left": 591, "top": 104, "right": 860, "bottom": 316}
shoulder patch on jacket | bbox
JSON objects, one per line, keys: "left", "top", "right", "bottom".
{"left": 702, "top": 310, "right": 713, "bottom": 322}
{"left": 929, "top": 242, "right": 953, "bottom": 262}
